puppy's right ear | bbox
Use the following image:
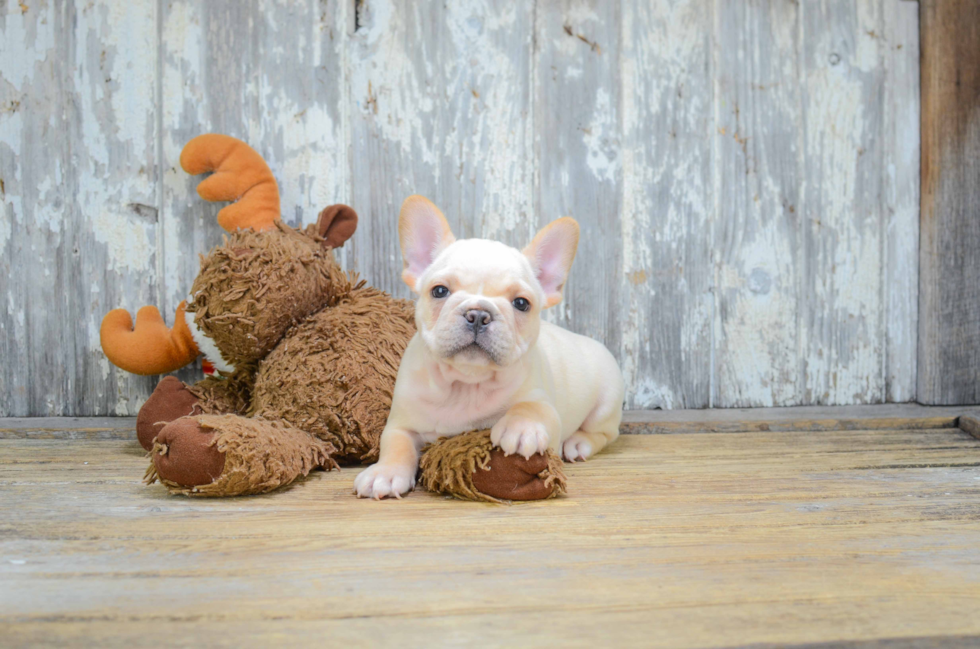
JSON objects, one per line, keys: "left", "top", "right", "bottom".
{"left": 398, "top": 195, "right": 455, "bottom": 291}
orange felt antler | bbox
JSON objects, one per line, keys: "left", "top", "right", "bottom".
{"left": 180, "top": 134, "right": 281, "bottom": 232}
{"left": 100, "top": 301, "right": 199, "bottom": 375}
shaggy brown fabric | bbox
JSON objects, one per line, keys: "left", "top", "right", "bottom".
{"left": 251, "top": 281, "right": 416, "bottom": 463}
{"left": 136, "top": 376, "right": 202, "bottom": 450}
{"left": 146, "top": 414, "right": 337, "bottom": 497}
{"left": 185, "top": 365, "right": 256, "bottom": 416}
{"left": 185, "top": 221, "right": 347, "bottom": 367}
{"left": 148, "top": 417, "right": 225, "bottom": 486}
{"left": 419, "top": 430, "right": 568, "bottom": 503}
{"left": 142, "top": 218, "right": 416, "bottom": 497}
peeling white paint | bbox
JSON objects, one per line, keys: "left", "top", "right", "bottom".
{"left": 882, "top": 0, "right": 919, "bottom": 403}
{"left": 0, "top": 6, "right": 55, "bottom": 90}
{"left": 802, "top": 15, "right": 883, "bottom": 405}
{"left": 584, "top": 88, "right": 618, "bottom": 183}
{"left": 352, "top": 0, "right": 439, "bottom": 171}
{"left": 619, "top": 3, "right": 655, "bottom": 409}
{"left": 632, "top": 377, "right": 675, "bottom": 411}
{"left": 75, "top": 1, "right": 157, "bottom": 276}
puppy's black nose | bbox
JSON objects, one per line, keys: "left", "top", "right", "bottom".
{"left": 464, "top": 309, "right": 492, "bottom": 334}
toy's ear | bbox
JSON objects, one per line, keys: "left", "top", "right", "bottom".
{"left": 523, "top": 217, "right": 580, "bottom": 308}
{"left": 317, "top": 204, "right": 358, "bottom": 248}
{"left": 398, "top": 195, "right": 455, "bottom": 291}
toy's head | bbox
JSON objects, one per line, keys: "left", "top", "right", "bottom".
{"left": 100, "top": 134, "right": 358, "bottom": 376}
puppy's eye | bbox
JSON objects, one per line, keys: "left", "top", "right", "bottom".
{"left": 512, "top": 297, "right": 531, "bottom": 312}
{"left": 430, "top": 285, "right": 450, "bottom": 299}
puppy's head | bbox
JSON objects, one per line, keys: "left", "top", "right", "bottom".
{"left": 399, "top": 195, "right": 579, "bottom": 370}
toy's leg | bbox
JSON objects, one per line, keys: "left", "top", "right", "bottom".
{"left": 562, "top": 398, "right": 623, "bottom": 463}
{"left": 419, "top": 430, "right": 567, "bottom": 503}
{"left": 147, "top": 414, "right": 336, "bottom": 497}
{"left": 137, "top": 370, "right": 255, "bottom": 451}
{"left": 136, "top": 376, "right": 202, "bottom": 450}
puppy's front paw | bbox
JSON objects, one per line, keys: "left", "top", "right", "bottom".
{"left": 354, "top": 463, "right": 416, "bottom": 500}
{"left": 491, "top": 415, "right": 551, "bottom": 459}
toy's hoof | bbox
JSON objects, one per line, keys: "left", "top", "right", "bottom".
{"left": 472, "top": 450, "right": 555, "bottom": 501}
{"left": 151, "top": 417, "right": 225, "bottom": 487}
{"left": 418, "top": 429, "right": 567, "bottom": 503}
{"left": 136, "top": 376, "right": 201, "bottom": 450}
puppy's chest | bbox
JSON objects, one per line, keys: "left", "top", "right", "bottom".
{"left": 415, "top": 379, "right": 516, "bottom": 437}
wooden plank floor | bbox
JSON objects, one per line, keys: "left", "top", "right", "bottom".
{"left": 2, "top": 422, "right": 980, "bottom": 647}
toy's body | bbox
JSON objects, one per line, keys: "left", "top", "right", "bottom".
{"left": 101, "top": 135, "right": 414, "bottom": 495}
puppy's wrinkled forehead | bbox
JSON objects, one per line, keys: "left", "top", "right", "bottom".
{"left": 427, "top": 239, "right": 537, "bottom": 292}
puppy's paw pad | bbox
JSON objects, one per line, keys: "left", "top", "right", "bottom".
{"left": 491, "top": 417, "right": 550, "bottom": 459}
{"left": 562, "top": 435, "right": 593, "bottom": 462}
{"left": 354, "top": 463, "right": 416, "bottom": 500}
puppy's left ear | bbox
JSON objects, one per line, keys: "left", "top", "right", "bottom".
{"left": 399, "top": 195, "right": 455, "bottom": 291}
{"left": 523, "top": 217, "right": 580, "bottom": 308}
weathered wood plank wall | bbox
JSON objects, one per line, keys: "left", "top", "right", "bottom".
{"left": 918, "top": 0, "right": 980, "bottom": 405}
{"left": 0, "top": 0, "right": 920, "bottom": 416}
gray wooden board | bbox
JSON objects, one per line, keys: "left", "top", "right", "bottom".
{"left": 881, "top": 0, "right": 919, "bottom": 404}
{"left": 535, "top": 0, "right": 622, "bottom": 366}
{"left": 917, "top": 0, "right": 980, "bottom": 405}
{"left": 714, "top": 0, "right": 804, "bottom": 408}
{"left": 0, "top": 0, "right": 921, "bottom": 415}
{"left": 618, "top": 0, "right": 714, "bottom": 409}
{"left": 0, "top": 2, "right": 162, "bottom": 418}
{"left": 801, "top": 0, "right": 886, "bottom": 405}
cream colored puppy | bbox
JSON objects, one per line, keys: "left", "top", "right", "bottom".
{"left": 354, "top": 196, "right": 624, "bottom": 499}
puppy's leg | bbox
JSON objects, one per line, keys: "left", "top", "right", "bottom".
{"left": 354, "top": 427, "right": 422, "bottom": 500}
{"left": 491, "top": 401, "right": 561, "bottom": 459}
{"left": 563, "top": 392, "right": 623, "bottom": 462}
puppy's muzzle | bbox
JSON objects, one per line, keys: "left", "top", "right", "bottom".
{"left": 464, "top": 309, "right": 492, "bottom": 335}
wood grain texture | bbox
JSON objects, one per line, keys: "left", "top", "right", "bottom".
{"left": 0, "top": 0, "right": 922, "bottom": 415}
{"left": 918, "top": 0, "right": 980, "bottom": 405}
{"left": 882, "top": 1, "right": 919, "bottom": 404}
{"left": 621, "top": 402, "right": 980, "bottom": 435}
{"left": 346, "top": 0, "right": 535, "bottom": 298}
{"left": 535, "top": 0, "right": 622, "bottom": 367}
{"left": 619, "top": 0, "right": 714, "bottom": 409}
{"left": 713, "top": 0, "right": 804, "bottom": 407}
{"left": 0, "top": 416, "right": 140, "bottom": 440}
{"left": 801, "top": 0, "right": 886, "bottom": 405}
{"left": 0, "top": 1, "right": 161, "bottom": 417}
{"left": 2, "top": 431, "right": 979, "bottom": 647}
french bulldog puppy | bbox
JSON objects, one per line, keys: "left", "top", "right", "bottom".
{"left": 354, "top": 195, "right": 624, "bottom": 499}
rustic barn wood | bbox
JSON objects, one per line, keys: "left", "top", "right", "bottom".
{"left": 918, "top": 0, "right": 980, "bottom": 405}
{"left": 2, "top": 426, "right": 979, "bottom": 646}
{"left": 714, "top": 0, "right": 805, "bottom": 407}
{"left": 882, "top": 1, "right": 920, "bottom": 404}
{"left": 0, "top": 0, "right": 922, "bottom": 415}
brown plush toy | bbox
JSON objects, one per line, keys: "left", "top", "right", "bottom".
{"left": 100, "top": 134, "right": 565, "bottom": 502}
